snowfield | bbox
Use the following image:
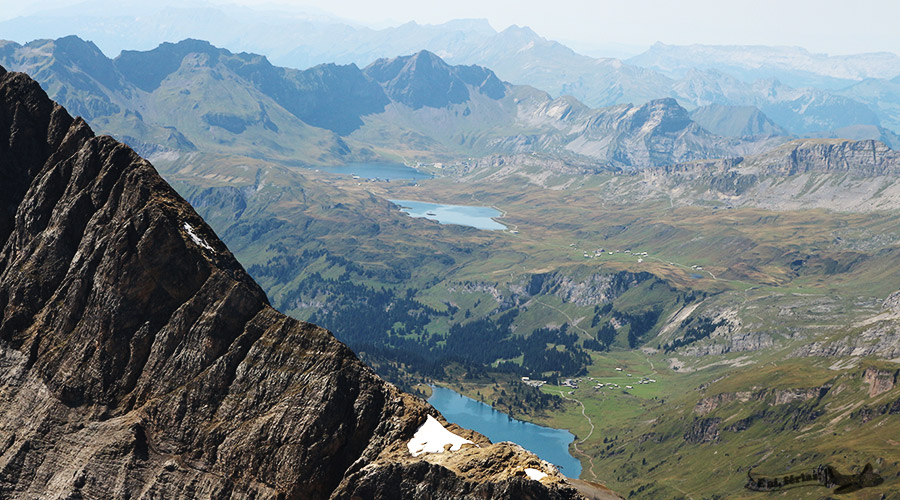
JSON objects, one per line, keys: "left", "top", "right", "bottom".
{"left": 524, "top": 468, "right": 548, "bottom": 481}
{"left": 407, "top": 415, "right": 473, "bottom": 457}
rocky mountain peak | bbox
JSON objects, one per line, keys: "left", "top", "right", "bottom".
{"left": 431, "top": 18, "right": 497, "bottom": 35}
{"left": 286, "top": 62, "right": 390, "bottom": 135}
{"left": 498, "top": 24, "right": 541, "bottom": 41}
{"left": 0, "top": 36, "right": 126, "bottom": 120}
{"left": 626, "top": 98, "right": 692, "bottom": 133}
{"left": 364, "top": 50, "right": 469, "bottom": 108}
{"left": 115, "top": 38, "right": 225, "bottom": 91}
{"left": 365, "top": 49, "right": 448, "bottom": 79}
{"left": 751, "top": 77, "right": 783, "bottom": 97}
{"left": 0, "top": 67, "right": 612, "bottom": 499}
{"left": 46, "top": 36, "right": 122, "bottom": 88}
{"left": 364, "top": 50, "right": 505, "bottom": 109}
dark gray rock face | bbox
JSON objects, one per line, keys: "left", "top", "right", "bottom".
{"left": 364, "top": 50, "right": 506, "bottom": 109}
{"left": 0, "top": 67, "right": 605, "bottom": 499}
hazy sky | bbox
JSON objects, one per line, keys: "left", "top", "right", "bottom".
{"left": 241, "top": 0, "right": 899, "bottom": 56}
{"left": 2, "top": 0, "right": 898, "bottom": 56}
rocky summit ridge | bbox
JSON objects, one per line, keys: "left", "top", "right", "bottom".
{"left": 0, "top": 67, "right": 616, "bottom": 499}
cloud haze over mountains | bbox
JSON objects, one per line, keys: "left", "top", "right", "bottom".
{"left": 7, "top": 0, "right": 897, "bottom": 55}
{"left": 3, "top": 0, "right": 899, "bottom": 144}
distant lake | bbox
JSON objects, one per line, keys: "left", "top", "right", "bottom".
{"left": 428, "top": 386, "right": 582, "bottom": 477}
{"left": 319, "top": 162, "right": 432, "bottom": 180}
{"left": 390, "top": 199, "right": 506, "bottom": 230}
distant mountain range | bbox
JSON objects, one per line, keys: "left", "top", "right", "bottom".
{"left": 628, "top": 43, "right": 900, "bottom": 86}
{"left": 0, "top": 36, "right": 370, "bottom": 166}
{"left": 2, "top": 0, "right": 899, "bottom": 142}
{"left": 0, "top": 36, "right": 785, "bottom": 169}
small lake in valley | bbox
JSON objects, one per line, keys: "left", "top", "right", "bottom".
{"left": 390, "top": 199, "right": 506, "bottom": 230}
{"left": 319, "top": 162, "right": 433, "bottom": 180}
{"left": 427, "top": 386, "right": 582, "bottom": 477}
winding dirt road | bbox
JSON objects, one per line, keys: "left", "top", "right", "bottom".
{"left": 558, "top": 390, "right": 597, "bottom": 480}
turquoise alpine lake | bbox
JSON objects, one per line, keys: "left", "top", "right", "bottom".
{"left": 390, "top": 199, "right": 506, "bottom": 230}
{"left": 427, "top": 386, "right": 582, "bottom": 477}
{"left": 318, "top": 162, "right": 432, "bottom": 180}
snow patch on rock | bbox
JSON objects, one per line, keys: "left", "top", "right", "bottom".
{"left": 407, "top": 415, "right": 473, "bottom": 457}
{"left": 524, "top": 468, "right": 547, "bottom": 481}
{"left": 183, "top": 223, "right": 213, "bottom": 251}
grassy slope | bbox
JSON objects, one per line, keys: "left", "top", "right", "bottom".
{"left": 364, "top": 169, "right": 900, "bottom": 498}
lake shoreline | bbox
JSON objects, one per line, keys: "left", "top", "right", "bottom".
{"left": 427, "top": 385, "right": 583, "bottom": 478}
{"left": 390, "top": 199, "right": 508, "bottom": 231}
{"left": 318, "top": 162, "right": 433, "bottom": 181}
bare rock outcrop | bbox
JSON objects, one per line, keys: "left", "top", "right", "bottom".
{"left": 694, "top": 386, "right": 829, "bottom": 416}
{"left": 772, "top": 386, "right": 830, "bottom": 405}
{"left": 645, "top": 139, "right": 900, "bottom": 212}
{"left": 791, "top": 322, "right": 900, "bottom": 360}
{"left": 863, "top": 367, "right": 898, "bottom": 398}
{"left": 0, "top": 67, "right": 611, "bottom": 499}
{"left": 519, "top": 271, "right": 656, "bottom": 307}
{"left": 683, "top": 418, "right": 721, "bottom": 444}
{"left": 883, "top": 290, "right": 900, "bottom": 313}
{"left": 749, "top": 139, "right": 900, "bottom": 177}
{"left": 694, "top": 392, "right": 754, "bottom": 416}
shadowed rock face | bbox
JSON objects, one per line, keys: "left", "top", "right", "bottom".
{"left": 0, "top": 67, "right": 605, "bottom": 499}
{"left": 364, "top": 50, "right": 506, "bottom": 109}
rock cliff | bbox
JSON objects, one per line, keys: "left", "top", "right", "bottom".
{"left": 863, "top": 367, "right": 898, "bottom": 398}
{"left": 0, "top": 67, "right": 614, "bottom": 499}
{"left": 643, "top": 138, "right": 900, "bottom": 211}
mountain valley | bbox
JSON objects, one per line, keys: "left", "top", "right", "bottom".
{"left": 1, "top": 14, "right": 900, "bottom": 500}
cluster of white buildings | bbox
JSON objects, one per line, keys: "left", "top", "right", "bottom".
{"left": 585, "top": 369, "right": 658, "bottom": 392}
{"left": 562, "top": 378, "right": 579, "bottom": 389}
{"left": 576, "top": 246, "right": 650, "bottom": 263}
{"left": 520, "top": 376, "right": 547, "bottom": 387}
